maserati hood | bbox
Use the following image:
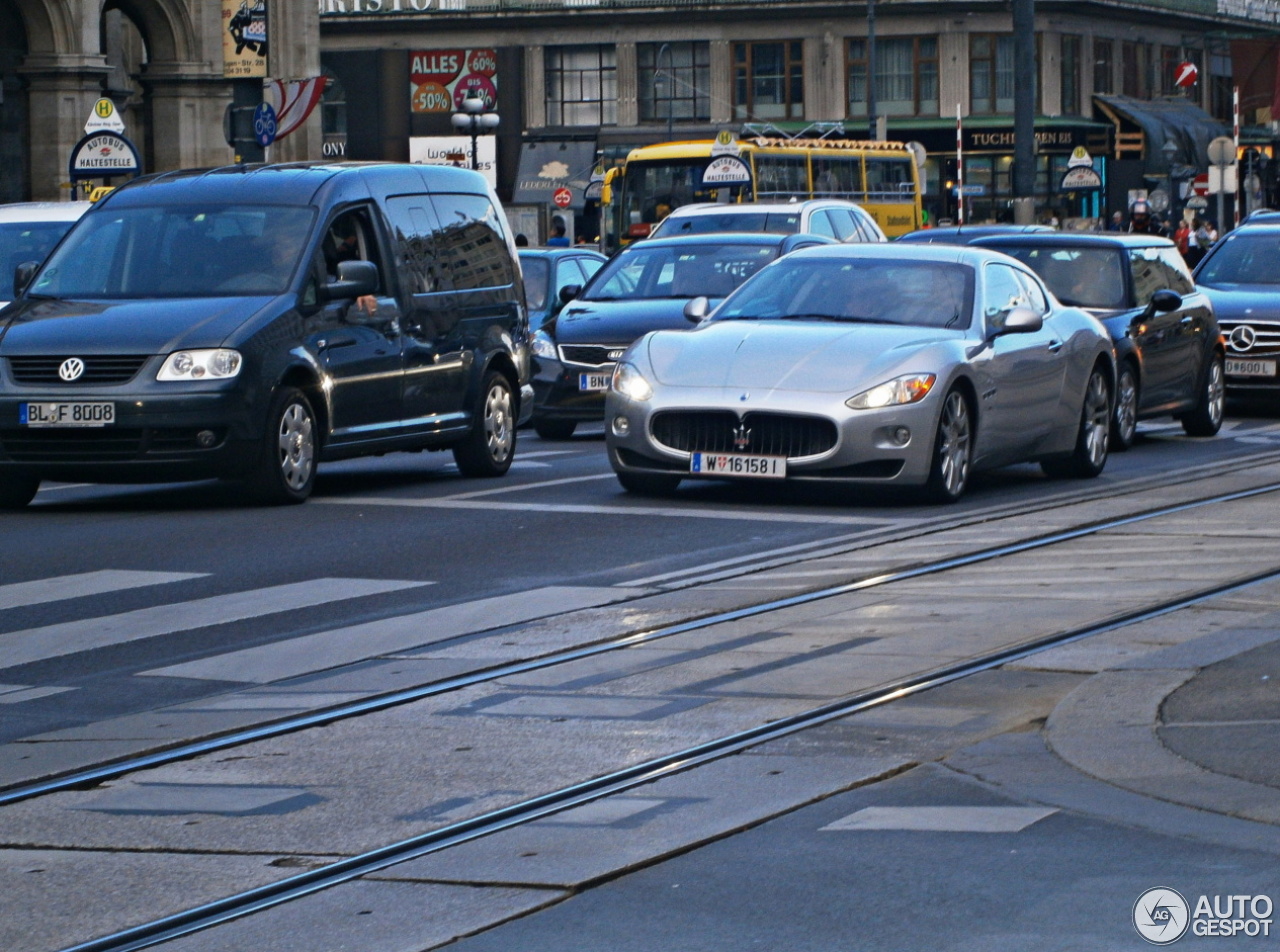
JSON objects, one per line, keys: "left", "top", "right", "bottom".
{"left": 644, "top": 320, "right": 963, "bottom": 394}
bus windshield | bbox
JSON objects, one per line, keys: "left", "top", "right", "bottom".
{"left": 617, "top": 159, "right": 747, "bottom": 243}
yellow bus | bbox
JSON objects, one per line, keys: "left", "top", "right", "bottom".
{"left": 602, "top": 133, "right": 922, "bottom": 253}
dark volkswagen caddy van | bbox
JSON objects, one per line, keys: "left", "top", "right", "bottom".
{"left": 0, "top": 162, "right": 532, "bottom": 506}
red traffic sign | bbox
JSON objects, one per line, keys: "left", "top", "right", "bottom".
{"left": 1192, "top": 173, "right": 1209, "bottom": 197}
{"left": 1175, "top": 61, "right": 1199, "bottom": 88}
{"left": 552, "top": 187, "right": 572, "bottom": 208}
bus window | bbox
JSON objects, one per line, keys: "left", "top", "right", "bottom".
{"left": 865, "top": 157, "right": 914, "bottom": 200}
{"left": 812, "top": 155, "right": 860, "bottom": 198}
{"left": 754, "top": 154, "right": 808, "bottom": 200}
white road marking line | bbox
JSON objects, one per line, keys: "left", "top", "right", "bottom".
{"left": 315, "top": 494, "right": 897, "bottom": 525}
{"left": 0, "top": 685, "right": 75, "bottom": 704}
{"left": 435, "top": 473, "right": 618, "bottom": 499}
{"left": 139, "top": 585, "right": 652, "bottom": 684}
{"left": 820, "top": 806, "right": 1058, "bottom": 833}
{"left": 0, "top": 571, "right": 208, "bottom": 611}
{"left": 513, "top": 450, "right": 587, "bottom": 459}
{"left": 0, "top": 578, "right": 432, "bottom": 670}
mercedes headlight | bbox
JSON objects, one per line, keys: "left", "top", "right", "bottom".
{"left": 611, "top": 361, "right": 653, "bottom": 401}
{"left": 531, "top": 331, "right": 558, "bottom": 360}
{"left": 157, "top": 349, "right": 243, "bottom": 382}
{"left": 846, "top": 373, "right": 935, "bottom": 410}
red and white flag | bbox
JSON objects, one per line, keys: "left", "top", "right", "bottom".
{"left": 264, "top": 76, "right": 328, "bottom": 140}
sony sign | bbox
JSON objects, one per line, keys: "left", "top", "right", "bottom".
{"left": 318, "top": 0, "right": 436, "bottom": 12}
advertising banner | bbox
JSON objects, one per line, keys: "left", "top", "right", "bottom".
{"left": 410, "top": 49, "right": 498, "bottom": 113}
{"left": 223, "top": 0, "right": 268, "bottom": 79}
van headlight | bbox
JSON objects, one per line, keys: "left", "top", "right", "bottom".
{"left": 158, "top": 349, "right": 243, "bottom": 381}
{"left": 846, "top": 373, "right": 935, "bottom": 409}
{"left": 612, "top": 361, "right": 653, "bottom": 401}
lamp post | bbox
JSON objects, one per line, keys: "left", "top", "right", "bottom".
{"left": 451, "top": 96, "right": 499, "bottom": 172}
{"left": 1162, "top": 137, "right": 1178, "bottom": 227}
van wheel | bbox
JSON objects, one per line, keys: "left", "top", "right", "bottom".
{"left": 535, "top": 419, "right": 577, "bottom": 440}
{"left": 454, "top": 371, "right": 515, "bottom": 477}
{"left": 0, "top": 474, "right": 39, "bottom": 509}
{"left": 249, "top": 387, "right": 317, "bottom": 504}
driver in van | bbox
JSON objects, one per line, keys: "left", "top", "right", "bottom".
{"left": 326, "top": 216, "right": 378, "bottom": 317}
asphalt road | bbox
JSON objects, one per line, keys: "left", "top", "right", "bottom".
{"left": 3, "top": 413, "right": 1280, "bottom": 750}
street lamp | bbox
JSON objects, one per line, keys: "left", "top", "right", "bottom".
{"left": 451, "top": 96, "right": 499, "bottom": 172}
{"left": 1162, "top": 137, "right": 1179, "bottom": 224}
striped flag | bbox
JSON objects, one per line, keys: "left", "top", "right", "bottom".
{"left": 264, "top": 76, "right": 329, "bottom": 141}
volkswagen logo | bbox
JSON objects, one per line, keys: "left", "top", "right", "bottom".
{"left": 1229, "top": 325, "right": 1257, "bottom": 352}
{"left": 58, "top": 357, "right": 86, "bottom": 382}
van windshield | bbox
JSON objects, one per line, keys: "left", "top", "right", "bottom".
{"left": 30, "top": 204, "right": 316, "bottom": 299}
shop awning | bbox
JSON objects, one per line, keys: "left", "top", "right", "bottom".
{"left": 512, "top": 139, "right": 598, "bottom": 211}
{"left": 1094, "top": 94, "right": 1228, "bottom": 173}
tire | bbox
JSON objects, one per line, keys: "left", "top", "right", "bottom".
{"left": 1111, "top": 363, "right": 1139, "bottom": 452}
{"left": 617, "top": 470, "right": 681, "bottom": 496}
{"left": 249, "top": 387, "right": 317, "bottom": 504}
{"left": 922, "top": 388, "right": 972, "bottom": 503}
{"left": 0, "top": 474, "right": 40, "bottom": 510}
{"left": 453, "top": 371, "right": 516, "bottom": 477}
{"left": 1181, "top": 353, "right": 1225, "bottom": 437}
{"left": 1042, "top": 364, "right": 1111, "bottom": 479}
{"left": 534, "top": 418, "right": 577, "bottom": 440}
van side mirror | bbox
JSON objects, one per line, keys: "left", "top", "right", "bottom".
{"left": 320, "top": 260, "right": 378, "bottom": 303}
{"left": 559, "top": 284, "right": 581, "bottom": 304}
{"left": 13, "top": 261, "right": 39, "bottom": 298}
{"left": 684, "top": 296, "right": 710, "bottom": 323}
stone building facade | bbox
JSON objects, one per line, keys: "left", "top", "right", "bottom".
{"left": 1, "top": 0, "right": 322, "bottom": 202}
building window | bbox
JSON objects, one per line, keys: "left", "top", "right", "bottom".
{"left": 545, "top": 45, "right": 617, "bottom": 126}
{"left": 1210, "top": 50, "right": 1232, "bottom": 121}
{"left": 733, "top": 41, "right": 804, "bottom": 120}
{"left": 638, "top": 42, "right": 711, "bottom": 123}
{"left": 1094, "top": 38, "right": 1113, "bottom": 95}
{"left": 1060, "top": 35, "right": 1081, "bottom": 115}
{"left": 970, "top": 35, "right": 1015, "bottom": 114}
{"left": 1122, "top": 41, "right": 1142, "bottom": 98}
{"left": 848, "top": 36, "right": 938, "bottom": 117}
{"left": 1161, "top": 46, "right": 1181, "bottom": 95}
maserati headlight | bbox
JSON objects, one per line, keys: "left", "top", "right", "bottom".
{"left": 846, "top": 373, "right": 936, "bottom": 410}
{"left": 531, "top": 331, "right": 558, "bottom": 360}
{"left": 157, "top": 349, "right": 243, "bottom": 382}
{"left": 611, "top": 361, "right": 653, "bottom": 401}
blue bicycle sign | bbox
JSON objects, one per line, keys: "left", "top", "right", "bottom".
{"left": 253, "top": 102, "right": 277, "bottom": 148}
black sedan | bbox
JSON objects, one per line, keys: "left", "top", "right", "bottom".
{"left": 1193, "top": 223, "right": 1280, "bottom": 400}
{"left": 530, "top": 232, "right": 833, "bottom": 439}
{"left": 978, "top": 233, "right": 1224, "bottom": 447}
{"left": 518, "top": 247, "right": 606, "bottom": 331}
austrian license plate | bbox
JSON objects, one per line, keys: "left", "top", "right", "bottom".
{"left": 20, "top": 402, "right": 115, "bottom": 427}
{"left": 579, "top": 372, "right": 612, "bottom": 391}
{"left": 690, "top": 452, "right": 786, "bottom": 478}
{"left": 1225, "top": 358, "right": 1276, "bottom": 378}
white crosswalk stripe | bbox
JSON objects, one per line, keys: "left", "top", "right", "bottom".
{"left": 0, "top": 578, "right": 432, "bottom": 670}
{"left": 0, "top": 570, "right": 207, "bottom": 611}
{"left": 139, "top": 585, "right": 651, "bottom": 684}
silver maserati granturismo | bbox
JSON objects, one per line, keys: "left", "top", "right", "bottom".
{"left": 605, "top": 243, "right": 1115, "bottom": 502}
